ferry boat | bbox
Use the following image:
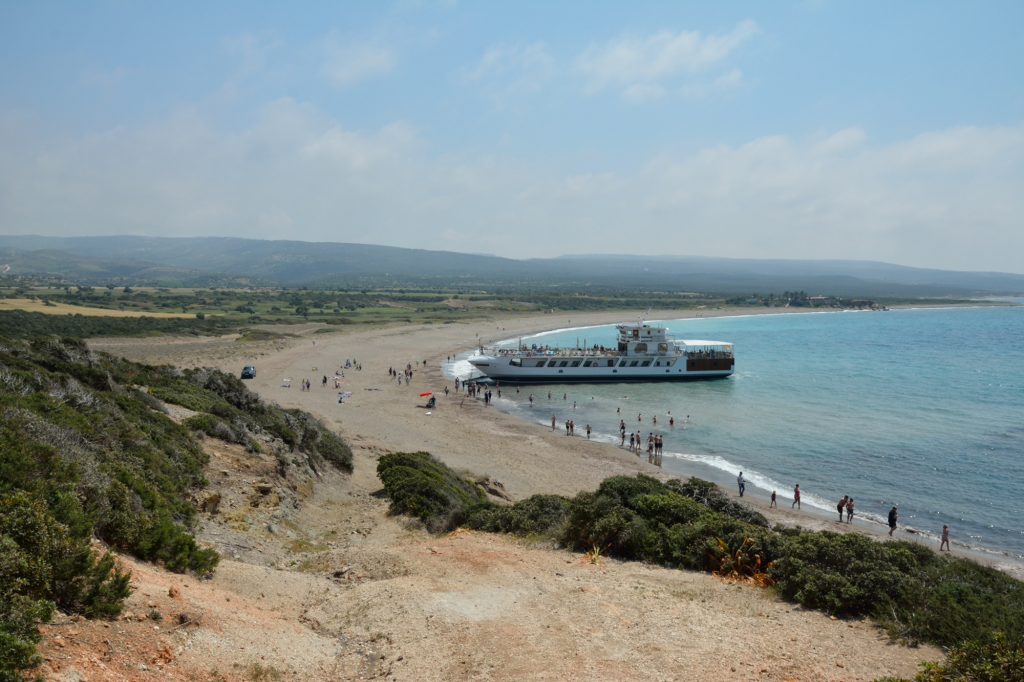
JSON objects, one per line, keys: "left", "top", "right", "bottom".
{"left": 467, "top": 323, "right": 734, "bottom": 384}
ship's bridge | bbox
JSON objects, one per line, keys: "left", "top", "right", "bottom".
{"left": 616, "top": 323, "right": 673, "bottom": 355}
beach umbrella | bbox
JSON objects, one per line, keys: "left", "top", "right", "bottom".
{"left": 419, "top": 392, "right": 433, "bottom": 397}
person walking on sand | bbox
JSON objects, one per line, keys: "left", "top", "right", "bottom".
{"left": 846, "top": 498, "right": 855, "bottom": 523}
{"left": 737, "top": 472, "right": 746, "bottom": 497}
{"left": 940, "top": 524, "right": 951, "bottom": 551}
{"left": 770, "top": 490, "right": 777, "bottom": 508}
{"left": 888, "top": 506, "right": 898, "bottom": 536}
{"left": 792, "top": 485, "right": 801, "bottom": 509}
{"left": 837, "top": 495, "right": 848, "bottom": 522}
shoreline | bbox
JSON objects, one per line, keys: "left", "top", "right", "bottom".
{"left": 90, "top": 305, "right": 1024, "bottom": 580}
{"left": 448, "top": 307, "right": 1024, "bottom": 578}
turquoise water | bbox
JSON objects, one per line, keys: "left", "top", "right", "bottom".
{"left": 450, "top": 306, "right": 1024, "bottom": 561}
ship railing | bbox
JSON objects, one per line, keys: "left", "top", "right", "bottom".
{"left": 488, "top": 347, "right": 624, "bottom": 358}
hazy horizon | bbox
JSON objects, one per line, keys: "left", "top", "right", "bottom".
{"left": 2, "top": 2, "right": 1022, "bottom": 272}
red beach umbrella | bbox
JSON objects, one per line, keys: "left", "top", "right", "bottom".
{"left": 419, "top": 392, "right": 433, "bottom": 397}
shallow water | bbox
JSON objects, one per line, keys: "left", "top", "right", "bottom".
{"left": 449, "top": 306, "right": 1024, "bottom": 561}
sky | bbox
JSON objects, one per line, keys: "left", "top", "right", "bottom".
{"left": 1, "top": 1, "right": 1022, "bottom": 273}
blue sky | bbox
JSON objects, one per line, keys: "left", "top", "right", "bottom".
{"left": 2, "top": 1, "right": 1022, "bottom": 271}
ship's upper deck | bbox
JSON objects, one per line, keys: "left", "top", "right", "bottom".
{"left": 483, "top": 322, "right": 733, "bottom": 359}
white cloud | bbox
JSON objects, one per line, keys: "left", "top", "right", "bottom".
{"left": 464, "top": 43, "right": 554, "bottom": 105}
{"left": 574, "top": 21, "right": 758, "bottom": 99}
{"left": 322, "top": 37, "right": 397, "bottom": 88}
{"left": 1, "top": 106, "right": 1021, "bottom": 272}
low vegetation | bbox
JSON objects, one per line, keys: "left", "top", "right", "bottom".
{"left": 0, "top": 336, "right": 352, "bottom": 678}
{"left": 377, "top": 453, "right": 1024, "bottom": 670}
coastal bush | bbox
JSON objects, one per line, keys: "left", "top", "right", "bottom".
{"left": 0, "top": 492, "right": 131, "bottom": 679}
{"left": 374, "top": 455, "right": 1024, "bottom": 668}
{"left": 0, "top": 333, "right": 354, "bottom": 677}
{"left": 467, "top": 495, "right": 570, "bottom": 537}
{"left": 877, "top": 632, "right": 1024, "bottom": 682}
{"left": 164, "top": 369, "right": 351, "bottom": 472}
{"left": 377, "top": 452, "right": 489, "bottom": 532}
{"left": 770, "top": 532, "right": 923, "bottom": 617}
{"left": 770, "top": 531, "right": 1024, "bottom": 646}
{"left": 664, "top": 477, "right": 769, "bottom": 527}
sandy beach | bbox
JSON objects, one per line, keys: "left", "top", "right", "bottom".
{"left": 76, "top": 307, "right": 997, "bottom": 680}
{"left": 93, "top": 305, "right": 1021, "bottom": 570}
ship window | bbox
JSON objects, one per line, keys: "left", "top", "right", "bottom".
{"left": 547, "top": 360, "right": 557, "bottom": 367}
{"left": 536, "top": 361, "right": 547, "bottom": 367}
{"left": 583, "top": 360, "right": 592, "bottom": 367}
{"left": 640, "top": 360, "right": 651, "bottom": 367}
{"left": 510, "top": 358, "right": 522, "bottom": 367}
{"left": 658, "top": 343, "right": 668, "bottom": 353}
{"left": 634, "top": 343, "right": 647, "bottom": 353}
{"left": 558, "top": 360, "right": 568, "bottom": 367}
{"left": 607, "top": 360, "right": 616, "bottom": 367}
{"left": 618, "top": 360, "right": 627, "bottom": 367}
{"left": 667, "top": 359, "right": 676, "bottom": 366}
{"left": 629, "top": 360, "right": 639, "bottom": 367}
{"left": 570, "top": 360, "right": 581, "bottom": 367}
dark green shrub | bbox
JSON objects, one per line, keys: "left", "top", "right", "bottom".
{"left": 919, "top": 632, "right": 1024, "bottom": 681}
{"left": 467, "top": 494, "right": 570, "bottom": 536}
{"left": 665, "top": 477, "right": 769, "bottom": 526}
{"left": 770, "top": 532, "right": 921, "bottom": 617}
{"left": 377, "top": 452, "right": 488, "bottom": 531}
{"left": 0, "top": 592, "right": 54, "bottom": 680}
{"left": 883, "top": 632, "right": 1024, "bottom": 682}
{"left": 0, "top": 492, "right": 132, "bottom": 678}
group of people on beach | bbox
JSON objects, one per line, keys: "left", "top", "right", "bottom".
{"left": 761, "top": 482, "right": 952, "bottom": 551}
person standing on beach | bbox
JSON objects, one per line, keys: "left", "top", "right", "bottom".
{"left": 586, "top": 424, "right": 591, "bottom": 439}
{"left": 792, "top": 485, "right": 801, "bottom": 509}
{"left": 770, "top": 490, "right": 777, "bottom": 508}
{"left": 551, "top": 415, "right": 556, "bottom": 430}
{"left": 737, "top": 472, "right": 746, "bottom": 497}
{"left": 846, "top": 498, "right": 854, "bottom": 523}
{"left": 940, "top": 525, "right": 951, "bottom": 551}
{"left": 888, "top": 506, "right": 898, "bottom": 536}
{"left": 837, "top": 495, "right": 848, "bottom": 522}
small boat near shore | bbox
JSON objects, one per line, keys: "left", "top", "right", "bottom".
{"left": 468, "top": 322, "right": 734, "bottom": 384}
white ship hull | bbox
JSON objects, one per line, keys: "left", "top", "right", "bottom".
{"left": 468, "top": 354, "right": 733, "bottom": 383}
{"left": 468, "top": 323, "right": 734, "bottom": 385}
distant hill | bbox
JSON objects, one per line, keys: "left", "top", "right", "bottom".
{"left": 1, "top": 235, "right": 1023, "bottom": 297}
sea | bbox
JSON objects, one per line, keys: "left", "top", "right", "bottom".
{"left": 447, "top": 305, "right": 1024, "bottom": 564}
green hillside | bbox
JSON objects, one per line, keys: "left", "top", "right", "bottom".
{"left": 0, "top": 336, "right": 351, "bottom": 677}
